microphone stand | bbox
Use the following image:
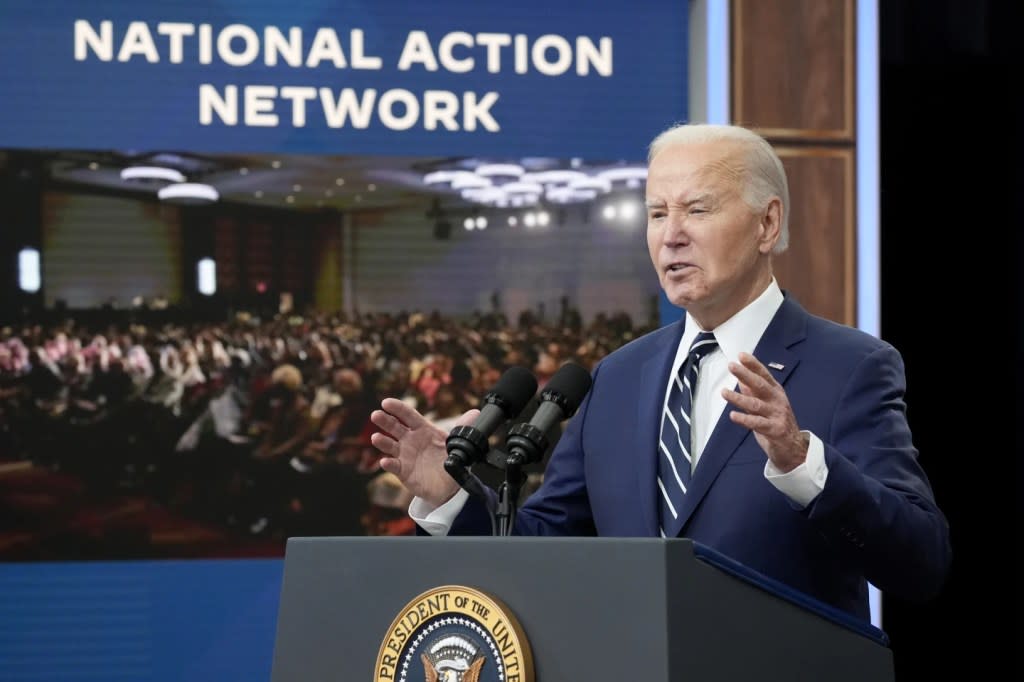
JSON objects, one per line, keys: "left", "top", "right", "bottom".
{"left": 500, "top": 423, "right": 549, "bottom": 537}
{"left": 496, "top": 458, "right": 524, "bottom": 537}
{"left": 439, "top": 366, "right": 540, "bottom": 537}
{"left": 444, "top": 458, "right": 499, "bottom": 537}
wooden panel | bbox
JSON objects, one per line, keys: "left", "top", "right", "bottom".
{"left": 245, "top": 223, "right": 274, "bottom": 291}
{"left": 279, "top": 229, "right": 309, "bottom": 299}
{"left": 771, "top": 147, "right": 855, "bottom": 325}
{"left": 213, "top": 217, "right": 241, "bottom": 292}
{"left": 732, "top": 0, "right": 854, "bottom": 140}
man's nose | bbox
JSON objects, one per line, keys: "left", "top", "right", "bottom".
{"left": 661, "top": 214, "right": 689, "bottom": 246}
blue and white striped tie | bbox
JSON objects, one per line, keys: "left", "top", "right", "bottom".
{"left": 658, "top": 331, "right": 718, "bottom": 538}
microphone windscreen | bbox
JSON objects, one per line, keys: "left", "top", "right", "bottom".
{"left": 489, "top": 365, "right": 538, "bottom": 417}
{"left": 543, "top": 362, "right": 592, "bottom": 412}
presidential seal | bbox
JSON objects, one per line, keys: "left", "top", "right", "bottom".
{"left": 374, "top": 585, "right": 533, "bottom": 682}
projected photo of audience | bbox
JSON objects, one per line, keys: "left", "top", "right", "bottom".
{"left": 0, "top": 148, "right": 657, "bottom": 560}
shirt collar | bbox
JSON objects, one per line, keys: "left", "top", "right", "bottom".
{"left": 680, "top": 278, "right": 784, "bottom": 363}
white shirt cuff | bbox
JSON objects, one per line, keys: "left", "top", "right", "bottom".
{"left": 408, "top": 488, "right": 470, "bottom": 536}
{"left": 764, "top": 431, "right": 828, "bottom": 508}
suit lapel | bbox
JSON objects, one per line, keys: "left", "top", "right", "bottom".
{"left": 634, "top": 318, "right": 685, "bottom": 536}
{"left": 673, "top": 296, "right": 807, "bottom": 534}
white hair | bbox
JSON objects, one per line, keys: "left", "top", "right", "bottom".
{"left": 648, "top": 123, "right": 790, "bottom": 253}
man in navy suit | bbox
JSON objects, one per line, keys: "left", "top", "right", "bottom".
{"left": 369, "top": 123, "right": 951, "bottom": 621}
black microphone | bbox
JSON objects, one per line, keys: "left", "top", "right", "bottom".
{"left": 444, "top": 366, "right": 537, "bottom": 479}
{"left": 505, "top": 362, "right": 592, "bottom": 467}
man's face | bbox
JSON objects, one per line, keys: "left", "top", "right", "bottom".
{"left": 645, "top": 142, "right": 777, "bottom": 328}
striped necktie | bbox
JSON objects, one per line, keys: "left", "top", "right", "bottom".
{"left": 657, "top": 331, "right": 718, "bottom": 538}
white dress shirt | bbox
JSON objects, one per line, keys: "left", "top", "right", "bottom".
{"left": 411, "top": 279, "right": 828, "bottom": 535}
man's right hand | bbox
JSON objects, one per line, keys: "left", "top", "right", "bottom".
{"left": 369, "top": 398, "right": 480, "bottom": 508}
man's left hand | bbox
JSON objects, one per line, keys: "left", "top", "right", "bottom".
{"left": 723, "top": 352, "right": 808, "bottom": 472}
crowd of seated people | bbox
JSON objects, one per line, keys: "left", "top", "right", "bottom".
{"left": 0, "top": 305, "right": 654, "bottom": 546}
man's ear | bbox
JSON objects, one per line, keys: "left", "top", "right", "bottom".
{"left": 758, "top": 197, "right": 783, "bottom": 253}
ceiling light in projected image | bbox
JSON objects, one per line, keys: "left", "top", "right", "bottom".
{"left": 120, "top": 165, "right": 186, "bottom": 185}
{"left": 422, "top": 159, "right": 647, "bottom": 208}
{"left": 157, "top": 182, "right": 220, "bottom": 204}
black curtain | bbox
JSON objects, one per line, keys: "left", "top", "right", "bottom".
{"left": 879, "top": 1, "right": 1022, "bottom": 679}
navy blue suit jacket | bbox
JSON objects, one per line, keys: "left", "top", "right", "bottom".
{"left": 452, "top": 295, "right": 951, "bottom": 620}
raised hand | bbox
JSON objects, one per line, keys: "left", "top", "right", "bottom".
{"left": 722, "top": 352, "right": 809, "bottom": 472}
{"left": 369, "top": 398, "right": 480, "bottom": 507}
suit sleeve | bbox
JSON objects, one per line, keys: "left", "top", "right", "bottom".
{"left": 807, "top": 344, "right": 952, "bottom": 601}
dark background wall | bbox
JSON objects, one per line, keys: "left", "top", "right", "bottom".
{"left": 878, "top": 1, "right": 1021, "bottom": 679}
